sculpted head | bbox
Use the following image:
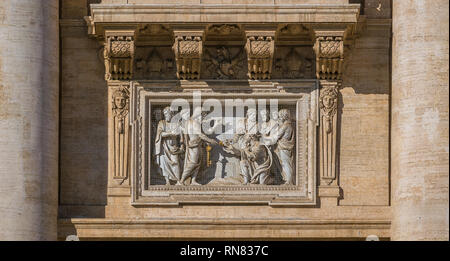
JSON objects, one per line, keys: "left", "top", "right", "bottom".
{"left": 162, "top": 106, "right": 173, "bottom": 121}
{"left": 113, "top": 89, "right": 128, "bottom": 110}
{"left": 278, "top": 109, "right": 290, "bottom": 123}
{"left": 271, "top": 110, "right": 279, "bottom": 121}
{"left": 322, "top": 95, "right": 335, "bottom": 109}
{"left": 260, "top": 109, "right": 269, "bottom": 122}
{"left": 246, "top": 108, "right": 257, "bottom": 122}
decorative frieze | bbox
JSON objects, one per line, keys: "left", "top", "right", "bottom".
{"left": 172, "top": 31, "right": 204, "bottom": 80}
{"left": 104, "top": 31, "right": 136, "bottom": 81}
{"left": 245, "top": 31, "right": 275, "bottom": 80}
{"left": 313, "top": 31, "right": 344, "bottom": 80}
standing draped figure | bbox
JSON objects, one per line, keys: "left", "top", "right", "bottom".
{"left": 154, "top": 107, "right": 184, "bottom": 185}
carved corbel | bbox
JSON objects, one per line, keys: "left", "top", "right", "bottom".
{"left": 245, "top": 31, "right": 275, "bottom": 80}
{"left": 109, "top": 85, "right": 131, "bottom": 186}
{"left": 172, "top": 31, "right": 204, "bottom": 80}
{"left": 313, "top": 31, "right": 344, "bottom": 80}
{"left": 104, "top": 31, "right": 136, "bottom": 81}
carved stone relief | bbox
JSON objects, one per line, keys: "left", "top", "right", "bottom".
{"left": 110, "top": 85, "right": 131, "bottom": 185}
{"left": 202, "top": 46, "right": 247, "bottom": 79}
{"left": 148, "top": 105, "right": 297, "bottom": 186}
{"left": 207, "top": 24, "right": 241, "bottom": 35}
{"left": 273, "top": 47, "right": 315, "bottom": 79}
{"left": 134, "top": 47, "right": 176, "bottom": 80}
{"left": 130, "top": 84, "right": 316, "bottom": 206}
{"left": 319, "top": 83, "right": 338, "bottom": 185}
{"left": 279, "top": 24, "right": 309, "bottom": 36}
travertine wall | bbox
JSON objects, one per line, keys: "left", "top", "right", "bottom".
{"left": 58, "top": 0, "right": 392, "bottom": 238}
{"left": 0, "top": 0, "right": 59, "bottom": 240}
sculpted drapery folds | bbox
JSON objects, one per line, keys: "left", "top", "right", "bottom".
{"left": 111, "top": 86, "right": 130, "bottom": 184}
{"left": 154, "top": 107, "right": 184, "bottom": 185}
{"left": 272, "top": 109, "right": 295, "bottom": 185}
{"left": 179, "top": 107, "right": 218, "bottom": 185}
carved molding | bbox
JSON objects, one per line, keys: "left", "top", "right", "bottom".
{"left": 245, "top": 31, "right": 275, "bottom": 80}
{"left": 172, "top": 31, "right": 204, "bottom": 80}
{"left": 104, "top": 31, "right": 136, "bottom": 80}
{"left": 313, "top": 30, "right": 345, "bottom": 80}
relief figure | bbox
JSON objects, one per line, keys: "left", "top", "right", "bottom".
{"left": 154, "top": 107, "right": 184, "bottom": 185}
{"left": 239, "top": 134, "right": 273, "bottom": 185}
{"left": 179, "top": 107, "right": 218, "bottom": 185}
{"left": 263, "top": 109, "right": 295, "bottom": 185}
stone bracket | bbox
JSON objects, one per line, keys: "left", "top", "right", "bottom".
{"left": 313, "top": 30, "right": 345, "bottom": 80}
{"left": 245, "top": 31, "right": 276, "bottom": 80}
{"left": 104, "top": 30, "right": 136, "bottom": 81}
{"left": 172, "top": 30, "right": 204, "bottom": 80}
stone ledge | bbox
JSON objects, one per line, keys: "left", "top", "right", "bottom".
{"left": 89, "top": 4, "right": 361, "bottom": 24}
{"left": 58, "top": 218, "right": 390, "bottom": 240}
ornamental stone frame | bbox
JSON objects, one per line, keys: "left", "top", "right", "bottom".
{"left": 85, "top": 3, "right": 360, "bottom": 207}
{"left": 129, "top": 80, "right": 318, "bottom": 206}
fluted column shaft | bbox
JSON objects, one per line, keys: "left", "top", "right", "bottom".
{"left": 392, "top": 0, "right": 449, "bottom": 240}
{"left": 0, "top": 0, "right": 59, "bottom": 240}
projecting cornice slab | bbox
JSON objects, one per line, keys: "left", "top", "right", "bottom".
{"left": 86, "top": 4, "right": 360, "bottom": 36}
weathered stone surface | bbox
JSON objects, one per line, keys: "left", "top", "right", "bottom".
{"left": 391, "top": 0, "right": 449, "bottom": 241}
{"left": 0, "top": 0, "right": 59, "bottom": 240}
{"left": 1, "top": 0, "right": 446, "bottom": 241}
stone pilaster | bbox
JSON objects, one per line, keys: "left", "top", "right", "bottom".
{"left": 313, "top": 29, "right": 345, "bottom": 206}
{"left": 0, "top": 0, "right": 59, "bottom": 240}
{"left": 391, "top": 0, "right": 449, "bottom": 240}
